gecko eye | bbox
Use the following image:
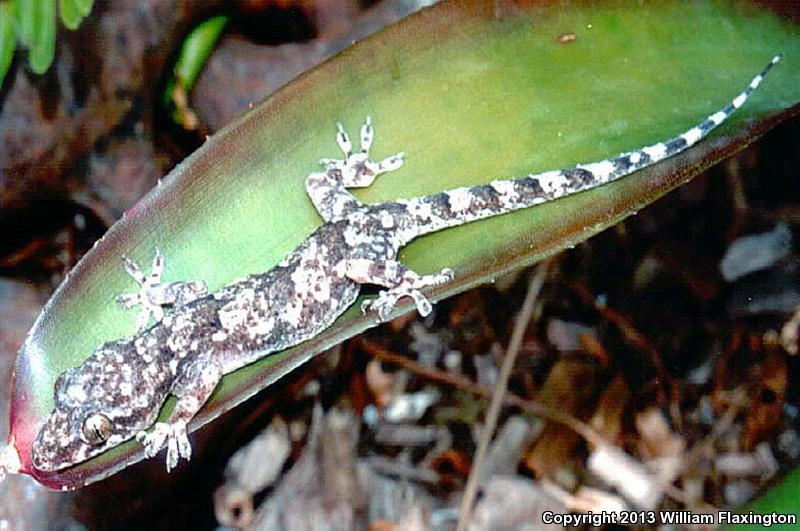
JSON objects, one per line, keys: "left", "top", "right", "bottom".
{"left": 82, "top": 413, "right": 112, "bottom": 445}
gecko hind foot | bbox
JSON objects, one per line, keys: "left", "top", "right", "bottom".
{"left": 319, "top": 118, "right": 404, "bottom": 187}
{"left": 361, "top": 268, "right": 454, "bottom": 322}
{"left": 136, "top": 421, "right": 192, "bottom": 472}
{"left": 116, "top": 249, "right": 208, "bottom": 332}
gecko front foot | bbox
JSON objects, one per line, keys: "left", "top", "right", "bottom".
{"left": 319, "top": 118, "right": 404, "bottom": 187}
{"left": 136, "top": 421, "right": 192, "bottom": 472}
{"left": 361, "top": 268, "right": 454, "bottom": 321}
{"left": 116, "top": 249, "right": 208, "bottom": 332}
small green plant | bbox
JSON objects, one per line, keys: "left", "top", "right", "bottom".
{"left": 0, "top": 0, "right": 94, "bottom": 87}
{"left": 165, "top": 15, "right": 229, "bottom": 128}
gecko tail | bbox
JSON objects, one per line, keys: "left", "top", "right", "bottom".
{"left": 402, "top": 55, "right": 781, "bottom": 236}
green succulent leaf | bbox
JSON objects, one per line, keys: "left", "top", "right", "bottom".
{"left": 12, "top": 0, "right": 34, "bottom": 46}
{"left": 9, "top": 0, "right": 800, "bottom": 489}
{"left": 26, "top": 0, "right": 55, "bottom": 74}
{"left": 165, "top": 15, "right": 229, "bottom": 125}
{"left": 0, "top": 1, "right": 15, "bottom": 86}
{"left": 4, "top": 0, "right": 94, "bottom": 84}
{"left": 73, "top": 0, "right": 92, "bottom": 17}
{"left": 59, "top": 0, "right": 82, "bottom": 30}
{"left": 174, "top": 15, "right": 228, "bottom": 91}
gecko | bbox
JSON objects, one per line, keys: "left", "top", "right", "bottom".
{"left": 32, "top": 56, "right": 781, "bottom": 473}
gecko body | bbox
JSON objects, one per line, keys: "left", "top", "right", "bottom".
{"left": 32, "top": 56, "right": 781, "bottom": 472}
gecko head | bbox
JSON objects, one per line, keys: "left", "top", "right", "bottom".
{"left": 32, "top": 339, "right": 167, "bottom": 472}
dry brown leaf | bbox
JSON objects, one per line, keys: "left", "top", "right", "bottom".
{"left": 523, "top": 357, "right": 601, "bottom": 480}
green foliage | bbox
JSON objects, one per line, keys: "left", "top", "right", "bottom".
{"left": 174, "top": 15, "right": 228, "bottom": 91}
{"left": 59, "top": 0, "right": 82, "bottom": 30}
{"left": 165, "top": 15, "right": 229, "bottom": 127}
{"left": 27, "top": 0, "right": 55, "bottom": 74}
{"left": 0, "top": 1, "right": 14, "bottom": 84}
{"left": 0, "top": 0, "right": 94, "bottom": 86}
{"left": 724, "top": 468, "right": 800, "bottom": 530}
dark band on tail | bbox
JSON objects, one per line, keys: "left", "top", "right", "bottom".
{"left": 400, "top": 55, "right": 782, "bottom": 236}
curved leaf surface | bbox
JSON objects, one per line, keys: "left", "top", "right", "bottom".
{"left": 9, "top": 0, "right": 800, "bottom": 489}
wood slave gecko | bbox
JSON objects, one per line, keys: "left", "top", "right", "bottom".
{"left": 32, "top": 56, "right": 781, "bottom": 472}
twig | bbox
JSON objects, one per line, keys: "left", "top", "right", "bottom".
{"left": 457, "top": 262, "right": 549, "bottom": 531}
{"left": 568, "top": 281, "right": 677, "bottom": 421}
{"left": 360, "top": 273, "right": 693, "bottom": 509}
{"left": 360, "top": 337, "right": 600, "bottom": 443}
{"left": 683, "top": 388, "right": 747, "bottom": 469}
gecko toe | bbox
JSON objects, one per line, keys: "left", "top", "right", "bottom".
{"left": 165, "top": 437, "right": 179, "bottom": 472}
{"left": 439, "top": 268, "right": 455, "bottom": 282}
{"left": 413, "top": 294, "right": 432, "bottom": 317}
{"left": 137, "top": 424, "right": 168, "bottom": 458}
{"left": 137, "top": 421, "right": 191, "bottom": 471}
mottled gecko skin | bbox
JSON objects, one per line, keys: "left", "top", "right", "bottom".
{"left": 32, "top": 56, "right": 781, "bottom": 472}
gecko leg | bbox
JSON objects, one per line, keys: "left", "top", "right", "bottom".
{"left": 136, "top": 352, "right": 223, "bottom": 471}
{"left": 307, "top": 118, "right": 404, "bottom": 221}
{"left": 340, "top": 258, "right": 454, "bottom": 321}
{"left": 116, "top": 249, "right": 208, "bottom": 332}
{"left": 318, "top": 118, "right": 404, "bottom": 188}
